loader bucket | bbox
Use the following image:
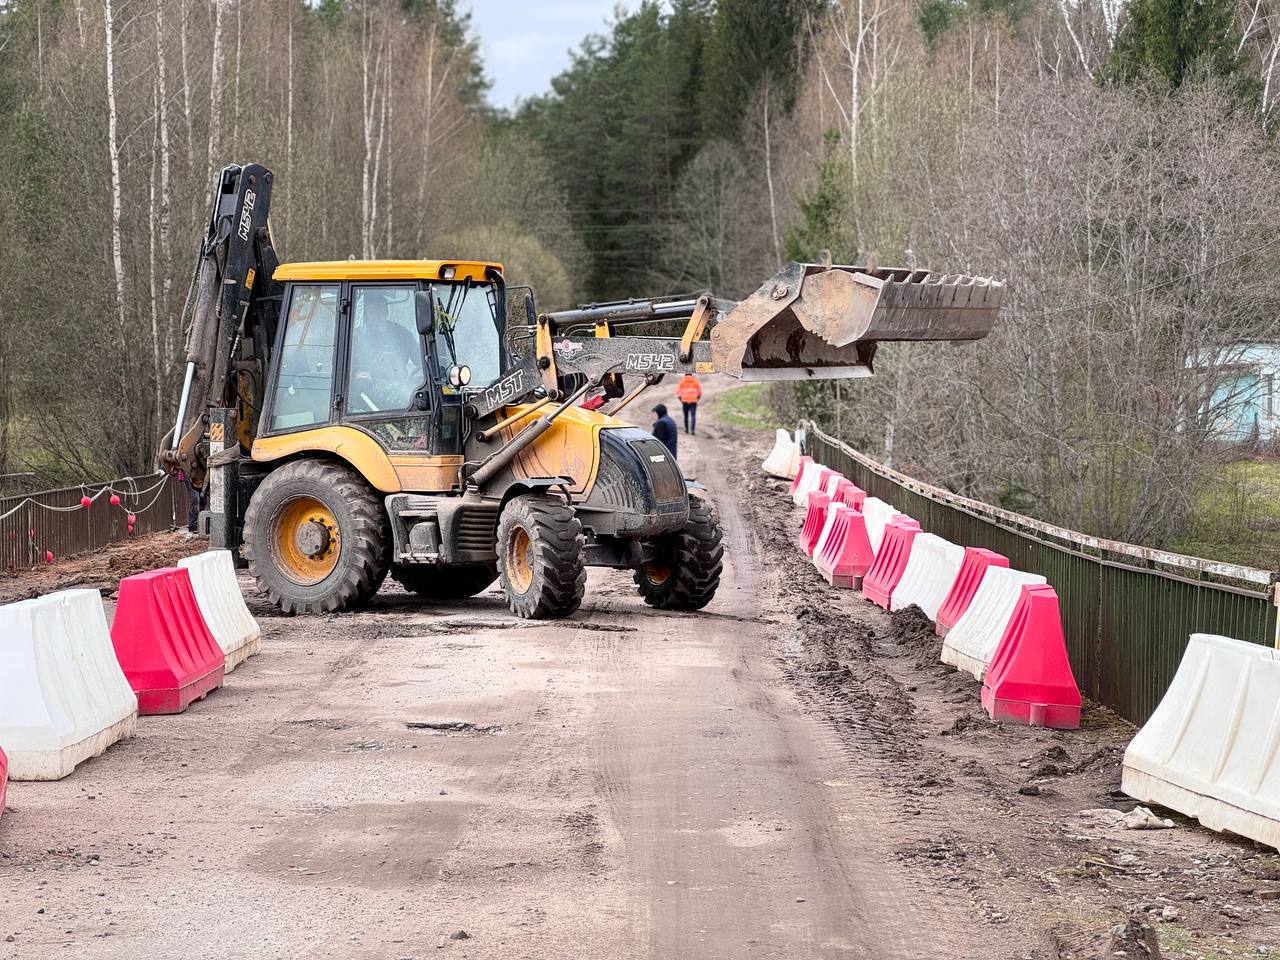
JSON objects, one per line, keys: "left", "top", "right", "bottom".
{"left": 710, "top": 262, "right": 1004, "bottom": 381}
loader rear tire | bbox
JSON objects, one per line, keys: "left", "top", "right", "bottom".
{"left": 243, "top": 459, "right": 390, "bottom": 616}
{"left": 497, "top": 494, "right": 585, "bottom": 620}
{"left": 391, "top": 563, "right": 499, "bottom": 601}
{"left": 633, "top": 495, "right": 724, "bottom": 611}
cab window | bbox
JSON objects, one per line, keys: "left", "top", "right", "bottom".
{"left": 347, "top": 285, "right": 426, "bottom": 415}
{"left": 269, "top": 284, "right": 338, "bottom": 431}
{"left": 430, "top": 282, "right": 504, "bottom": 389}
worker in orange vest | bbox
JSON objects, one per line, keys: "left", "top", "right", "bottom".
{"left": 676, "top": 373, "right": 702, "bottom": 435}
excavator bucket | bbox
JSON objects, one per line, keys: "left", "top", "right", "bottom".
{"left": 710, "top": 262, "right": 1004, "bottom": 381}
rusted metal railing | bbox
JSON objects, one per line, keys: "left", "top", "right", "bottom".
{"left": 0, "top": 474, "right": 182, "bottom": 574}
{"left": 801, "top": 422, "right": 1280, "bottom": 725}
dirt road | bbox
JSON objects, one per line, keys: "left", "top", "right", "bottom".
{"left": 2, "top": 381, "right": 1277, "bottom": 959}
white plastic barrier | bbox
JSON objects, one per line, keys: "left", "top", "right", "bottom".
{"left": 811, "top": 503, "right": 847, "bottom": 564}
{"left": 0, "top": 589, "right": 138, "bottom": 780}
{"left": 179, "top": 550, "right": 262, "bottom": 672}
{"left": 890, "top": 534, "right": 964, "bottom": 621}
{"left": 791, "top": 461, "right": 829, "bottom": 508}
{"left": 861, "top": 498, "right": 898, "bottom": 554}
{"left": 762, "top": 429, "right": 801, "bottom": 480}
{"left": 940, "top": 567, "right": 1047, "bottom": 680}
{"left": 1123, "top": 634, "right": 1280, "bottom": 850}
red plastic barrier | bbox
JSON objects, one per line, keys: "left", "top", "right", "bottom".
{"left": 935, "top": 547, "right": 1009, "bottom": 637}
{"left": 0, "top": 744, "right": 7, "bottom": 821}
{"left": 981, "top": 584, "right": 1081, "bottom": 729}
{"left": 111, "top": 567, "right": 225, "bottom": 715}
{"left": 815, "top": 506, "right": 874, "bottom": 588}
{"left": 789, "top": 456, "right": 814, "bottom": 498}
{"left": 861, "top": 516, "right": 920, "bottom": 609}
{"left": 831, "top": 479, "right": 866, "bottom": 510}
{"left": 798, "top": 491, "right": 832, "bottom": 557}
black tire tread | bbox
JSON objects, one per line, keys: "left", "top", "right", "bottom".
{"left": 243, "top": 459, "right": 389, "bottom": 616}
{"left": 634, "top": 496, "right": 724, "bottom": 611}
{"left": 497, "top": 495, "right": 586, "bottom": 620}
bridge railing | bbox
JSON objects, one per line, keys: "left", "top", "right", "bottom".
{"left": 801, "top": 421, "right": 1279, "bottom": 725}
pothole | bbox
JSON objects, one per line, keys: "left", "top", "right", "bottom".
{"left": 405, "top": 720, "right": 505, "bottom": 735}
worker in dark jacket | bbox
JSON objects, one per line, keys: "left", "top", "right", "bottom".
{"left": 651, "top": 403, "right": 678, "bottom": 458}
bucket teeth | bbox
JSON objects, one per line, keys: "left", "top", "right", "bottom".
{"left": 710, "top": 262, "right": 1003, "bottom": 381}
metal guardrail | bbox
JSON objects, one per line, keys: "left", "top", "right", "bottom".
{"left": 0, "top": 475, "right": 182, "bottom": 574}
{"left": 801, "top": 422, "right": 1280, "bottom": 725}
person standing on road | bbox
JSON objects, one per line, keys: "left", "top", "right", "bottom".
{"left": 676, "top": 373, "right": 702, "bottom": 435}
{"left": 651, "top": 403, "right": 678, "bottom": 458}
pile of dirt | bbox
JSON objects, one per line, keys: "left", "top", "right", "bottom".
{"left": 0, "top": 531, "right": 203, "bottom": 604}
{"left": 1046, "top": 914, "right": 1162, "bottom": 959}
{"left": 886, "top": 604, "right": 944, "bottom": 667}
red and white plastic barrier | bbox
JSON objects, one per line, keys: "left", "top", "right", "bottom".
{"left": 788, "top": 456, "right": 814, "bottom": 500}
{"left": 814, "top": 505, "right": 874, "bottom": 588}
{"left": 935, "top": 548, "right": 1009, "bottom": 637}
{"left": 831, "top": 479, "right": 865, "bottom": 510}
{"left": 861, "top": 517, "right": 920, "bottom": 609}
{"left": 178, "top": 550, "right": 262, "bottom": 673}
{"left": 798, "top": 491, "right": 833, "bottom": 557}
{"left": 859, "top": 498, "right": 898, "bottom": 554}
{"left": 890, "top": 533, "right": 965, "bottom": 621}
{"left": 0, "top": 589, "right": 138, "bottom": 780}
{"left": 792, "top": 462, "right": 834, "bottom": 509}
{"left": 981, "top": 584, "right": 1080, "bottom": 729}
{"left": 763, "top": 429, "right": 802, "bottom": 479}
{"left": 941, "top": 566, "right": 1047, "bottom": 680}
{"left": 111, "top": 568, "right": 226, "bottom": 715}
{"left": 1123, "top": 633, "right": 1280, "bottom": 849}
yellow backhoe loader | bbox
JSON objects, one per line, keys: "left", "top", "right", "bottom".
{"left": 160, "top": 163, "right": 1004, "bottom": 618}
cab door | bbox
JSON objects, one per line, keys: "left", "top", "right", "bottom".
{"left": 341, "top": 283, "right": 458, "bottom": 491}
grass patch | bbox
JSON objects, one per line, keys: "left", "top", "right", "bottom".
{"left": 705, "top": 384, "right": 785, "bottom": 432}
{"left": 1171, "top": 458, "right": 1280, "bottom": 570}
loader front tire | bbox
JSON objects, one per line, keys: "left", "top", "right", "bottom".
{"left": 391, "top": 563, "right": 499, "bottom": 601}
{"left": 243, "top": 459, "right": 390, "bottom": 616}
{"left": 633, "top": 495, "right": 724, "bottom": 611}
{"left": 497, "top": 494, "right": 585, "bottom": 620}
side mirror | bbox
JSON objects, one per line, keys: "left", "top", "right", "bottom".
{"left": 524, "top": 292, "right": 536, "bottom": 326}
{"left": 414, "top": 290, "right": 435, "bottom": 336}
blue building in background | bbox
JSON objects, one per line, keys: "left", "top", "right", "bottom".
{"left": 1200, "top": 344, "right": 1279, "bottom": 444}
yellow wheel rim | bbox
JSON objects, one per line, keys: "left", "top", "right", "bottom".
{"left": 271, "top": 495, "right": 340, "bottom": 586}
{"left": 506, "top": 525, "right": 534, "bottom": 594}
{"left": 643, "top": 562, "right": 672, "bottom": 586}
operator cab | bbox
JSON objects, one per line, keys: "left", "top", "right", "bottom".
{"left": 261, "top": 260, "right": 505, "bottom": 458}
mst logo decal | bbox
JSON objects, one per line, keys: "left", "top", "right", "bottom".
{"left": 236, "top": 188, "right": 257, "bottom": 242}
{"left": 483, "top": 369, "right": 532, "bottom": 408}
{"left": 624, "top": 353, "right": 676, "bottom": 373}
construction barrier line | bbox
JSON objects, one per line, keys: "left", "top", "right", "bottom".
{"left": 815, "top": 506, "right": 874, "bottom": 589}
{"left": 981, "top": 584, "right": 1081, "bottom": 729}
{"left": 762, "top": 429, "right": 802, "bottom": 479}
{"left": 1123, "top": 634, "right": 1280, "bottom": 850}
{"left": 941, "top": 566, "right": 1047, "bottom": 680}
{"left": 890, "top": 533, "right": 965, "bottom": 622}
{"left": 862, "top": 516, "right": 921, "bottom": 609}
{"left": 798, "top": 491, "right": 833, "bottom": 557}
{"left": 178, "top": 550, "right": 262, "bottom": 673}
{"left": 935, "top": 548, "right": 1009, "bottom": 637}
{"left": 788, "top": 456, "right": 814, "bottom": 500}
{"left": 0, "top": 589, "right": 138, "bottom": 780}
{"left": 859, "top": 497, "right": 898, "bottom": 555}
{"left": 111, "top": 568, "right": 226, "bottom": 715}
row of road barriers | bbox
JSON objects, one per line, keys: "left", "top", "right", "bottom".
{"left": 0, "top": 551, "right": 260, "bottom": 816}
{"left": 766, "top": 426, "right": 1280, "bottom": 849}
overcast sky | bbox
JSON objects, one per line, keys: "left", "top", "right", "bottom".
{"left": 467, "top": 1, "right": 635, "bottom": 109}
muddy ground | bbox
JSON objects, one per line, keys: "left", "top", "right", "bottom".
{"left": 0, "top": 379, "right": 1277, "bottom": 959}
